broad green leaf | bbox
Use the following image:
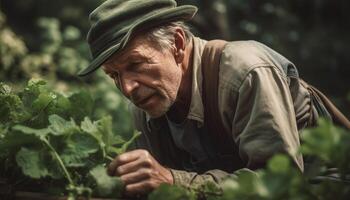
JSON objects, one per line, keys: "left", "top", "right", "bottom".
{"left": 46, "top": 151, "right": 64, "bottom": 179}
{"left": 82, "top": 116, "right": 126, "bottom": 159}
{"left": 16, "top": 147, "right": 49, "bottom": 179}
{"left": 12, "top": 124, "right": 50, "bottom": 139}
{"left": 81, "top": 117, "right": 99, "bottom": 135}
{"left": 81, "top": 116, "right": 107, "bottom": 158}
{"left": 47, "top": 94, "right": 71, "bottom": 117}
{"left": 32, "top": 92, "right": 55, "bottom": 113}
{"left": 60, "top": 148, "right": 89, "bottom": 168}
{"left": 61, "top": 132, "right": 100, "bottom": 167}
{"left": 48, "top": 114, "right": 79, "bottom": 136}
{"left": 0, "top": 130, "right": 39, "bottom": 150}
{"left": 98, "top": 116, "right": 125, "bottom": 146}
{"left": 89, "top": 164, "right": 123, "bottom": 197}
{"left": 70, "top": 132, "right": 100, "bottom": 154}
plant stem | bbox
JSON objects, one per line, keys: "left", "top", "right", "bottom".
{"left": 42, "top": 137, "right": 74, "bottom": 185}
{"left": 106, "top": 155, "right": 114, "bottom": 162}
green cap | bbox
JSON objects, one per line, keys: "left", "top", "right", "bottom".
{"left": 78, "top": 0, "right": 197, "bottom": 76}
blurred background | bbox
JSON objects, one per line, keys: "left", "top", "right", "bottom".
{"left": 1, "top": 0, "right": 349, "bottom": 138}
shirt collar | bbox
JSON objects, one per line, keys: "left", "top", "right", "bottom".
{"left": 186, "top": 37, "right": 207, "bottom": 126}
{"left": 146, "top": 37, "right": 207, "bottom": 127}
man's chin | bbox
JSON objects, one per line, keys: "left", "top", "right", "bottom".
{"left": 142, "top": 103, "right": 172, "bottom": 119}
{"left": 144, "top": 108, "right": 168, "bottom": 119}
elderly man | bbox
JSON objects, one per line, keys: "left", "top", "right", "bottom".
{"left": 78, "top": 0, "right": 348, "bottom": 196}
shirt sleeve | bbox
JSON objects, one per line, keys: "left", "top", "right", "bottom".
{"left": 169, "top": 168, "right": 230, "bottom": 189}
{"left": 232, "top": 65, "right": 303, "bottom": 171}
{"left": 168, "top": 66, "right": 303, "bottom": 189}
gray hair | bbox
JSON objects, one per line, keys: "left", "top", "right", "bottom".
{"left": 145, "top": 21, "right": 193, "bottom": 50}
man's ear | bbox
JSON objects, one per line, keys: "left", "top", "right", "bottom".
{"left": 173, "top": 28, "right": 186, "bottom": 64}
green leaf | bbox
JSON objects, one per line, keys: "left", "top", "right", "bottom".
{"left": 48, "top": 114, "right": 79, "bottom": 136}
{"left": 68, "top": 90, "right": 93, "bottom": 123}
{"left": 301, "top": 118, "right": 340, "bottom": 162}
{"left": 16, "top": 147, "right": 49, "bottom": 179}
{"left": 12, "top": 124, "right": 50, "bottom": 139}
{"left": 81, "top": 117, "right": 107, "bottom": 158}
{"left": 98, "top": 116, "right": 125, "bottom": 146}
{"left": 89, "top": 165, "right": 123, "bottom": 197}
{"left": 61, "top": 132, "right": 100, "bottom": 167}
{"left": 70, "top": 132, "right": 100, "bottom": 154}
{"left": 109, "top": 130, "right": 141, "bottom": 155}
{"left": 60, "top": 148, "right": 89, "bottom": 168}
{"left": 97, "top": 116, "right": 125, "bottom": 147}
{"left": 20, "top": 79, "right": 47, "bottom": 108}
{"left": 220, "top": 169, "right": 263, "bottom": 199}
{"left": 81, "top": 116, "right": 125, "bottom": 160}
{"left": 32, "top": 92, "right": 55, "bottom": 113}
{"left": 0, "top": 130, "right": 39, "bottom": 150}
{"left": 81, "top": 117, "right": 99, "bottom": 135}
{"left": 0, "top": 90, "right": 28, "bottom": 123}
{"left": 267, "top": 154, "right": 291, "bottom": 173}
{"left": 46, "top": 94, "right": 72, "bottom": 117}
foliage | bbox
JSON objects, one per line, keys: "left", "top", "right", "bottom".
{"left": 3, "top": 79, "right": 349, "bottom": 200}
{"left": 148, "top": 120, "right": 350, "bottom": 200}
{"left": 0, "top": 80, "right": 140, "bottom": 199}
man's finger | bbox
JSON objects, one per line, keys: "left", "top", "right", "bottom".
{"left": 115, "top": 156, "right": 152, "bottom": 176}
{"left": 125, "top": 180, "right": 156, "bottom": 196}
{"left": 107, "top": 149, "right": 149, "bottom": 176}
{"left": 120, "top": 168, "right": 152, "bottom": 185}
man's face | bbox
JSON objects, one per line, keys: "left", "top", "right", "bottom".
{"left": 103, "top": 36, "right": 182, "bottom": 118}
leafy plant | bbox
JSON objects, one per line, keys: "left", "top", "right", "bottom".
{"left": 0, "top": 79, "right": 140, "bottom": 199}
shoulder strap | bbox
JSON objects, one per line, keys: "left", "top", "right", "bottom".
{"left": 201, "top": 40, "right": 233, "bottom": 152}
{"left": 306, "top": 83, "right": 350, "bottom": 130}
{"left": 201, "top": 40, "right": 246, "bottom": 171}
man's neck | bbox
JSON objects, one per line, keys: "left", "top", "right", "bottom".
{"left": 166, "top": 38, "right": 194, "bottom": 123}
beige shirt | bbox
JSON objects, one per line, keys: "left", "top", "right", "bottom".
{"left": 131, "top": 37, "right": 312, "bottom": 188}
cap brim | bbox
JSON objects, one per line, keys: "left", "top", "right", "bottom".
{"left": 78, "top": 5, "right": 197, "bottom": 77}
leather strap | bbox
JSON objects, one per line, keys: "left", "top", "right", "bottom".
{"left": 201, "top": 40, "right": 238, "bottom": 155}
{"left": 307, "top": 83, "right": 350, "bottom": 130}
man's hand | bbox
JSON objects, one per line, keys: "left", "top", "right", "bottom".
{"left": 107, "top": 149, "right": 174, "bottom": 196}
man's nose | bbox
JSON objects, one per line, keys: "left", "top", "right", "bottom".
{"left": 119, "top": 75, "right": 139, "bottom": 98}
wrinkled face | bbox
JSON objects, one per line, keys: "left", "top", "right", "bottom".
{"left": 102, "top": 36, "right": 182, "bottom": 118}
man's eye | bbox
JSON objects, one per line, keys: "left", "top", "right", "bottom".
{"left": 132, "top": 61, "right": 142, "bottom": 65}
{"left": 128, "top": 61, "right": 143, "bottom": 71}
